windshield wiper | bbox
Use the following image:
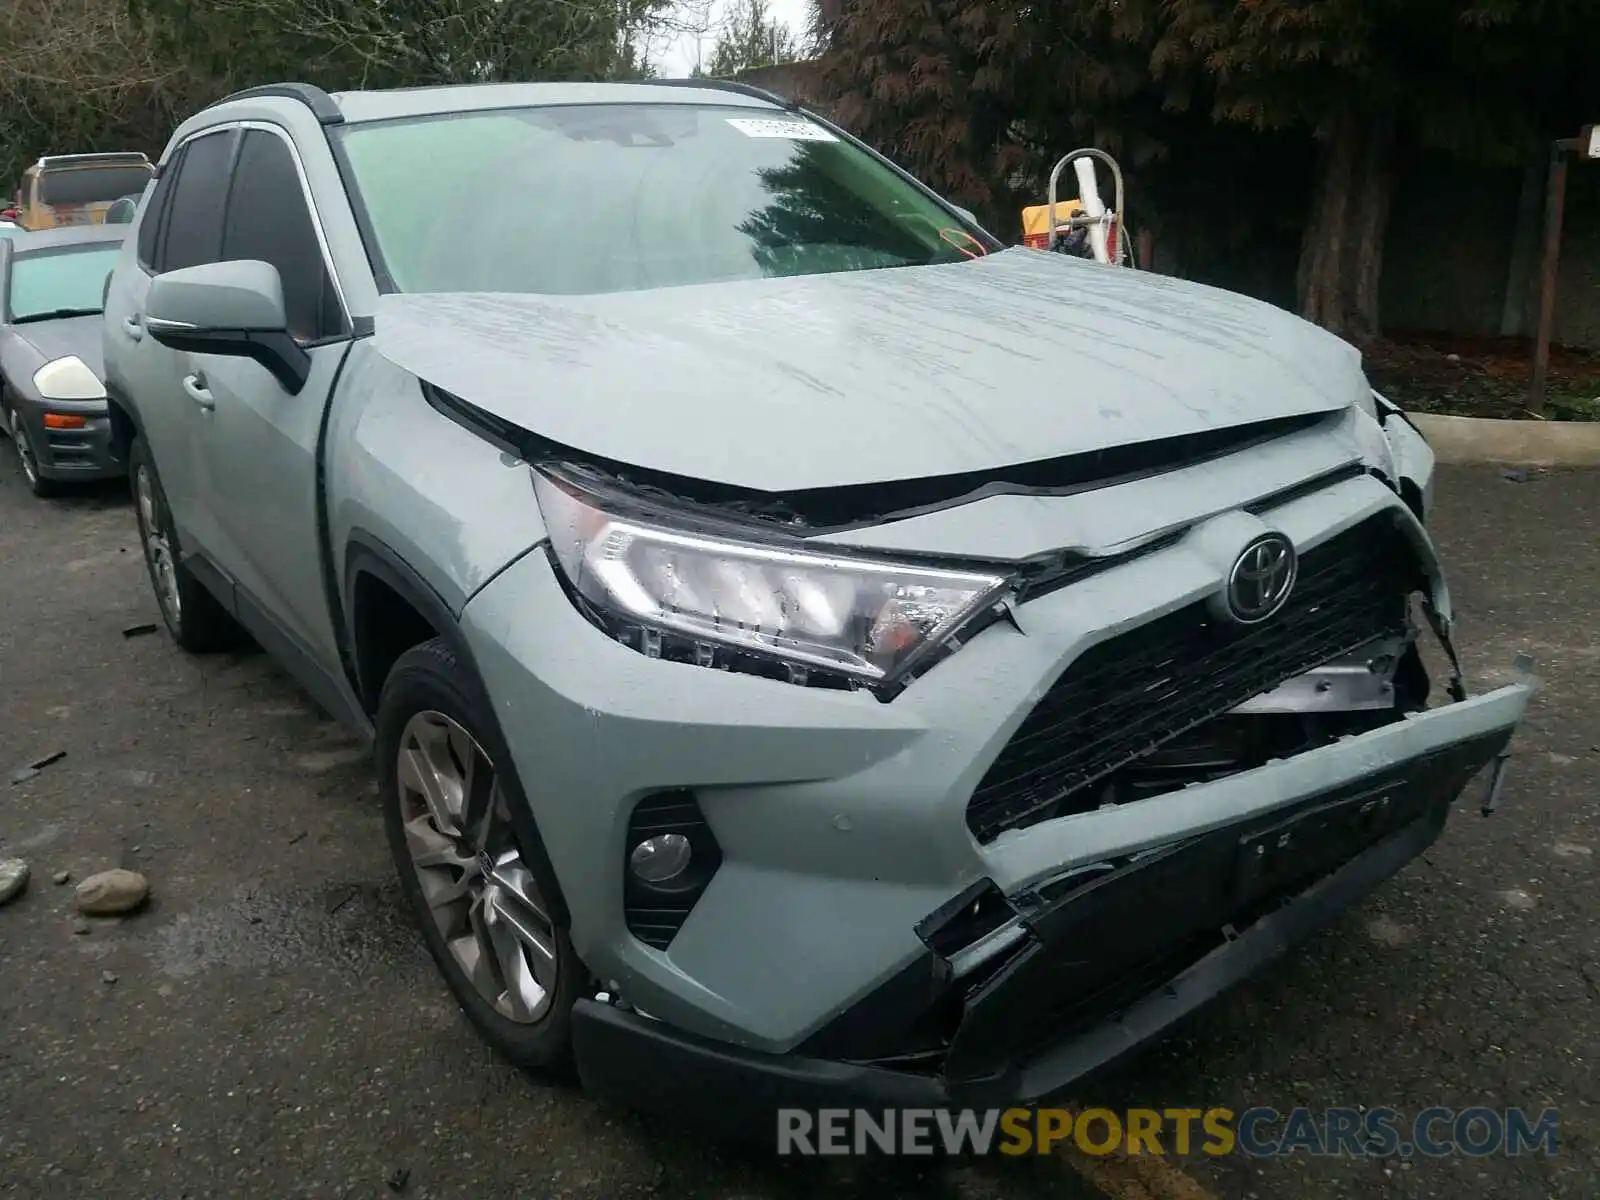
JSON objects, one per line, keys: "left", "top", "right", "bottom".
{"left": 10, "top": 307, "right": 102, "bottom": 324}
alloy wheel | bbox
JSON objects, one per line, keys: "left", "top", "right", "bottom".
{"left": 134, "top": 464, "right": 181, "bottom": 626}
{"left": 10, "top": 412, "right": 38, "bottom": 486}
{"left": 396, "top": 710, "right": 559, "bottom": 1024}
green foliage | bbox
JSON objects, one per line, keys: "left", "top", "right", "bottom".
{"left": 701, "top": 0, "right": 800, "bottom": 80}
{"left": 817, "top": 0, "right": 1591, "bottom": 230}
{"left": 0, "top": 0, "right": 672, "bottom": 191}
{"left": 127, "top": 0, "right": 670, "bottom": 90}
{"left": 0, "top": 0, "right": 189, "bottom": 190}
{"left": 1144, "top": 0, "right": 1591, "bottom": 163}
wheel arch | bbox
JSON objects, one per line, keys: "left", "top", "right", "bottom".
{"left": 104, "top": 381, "right": 143, "bottom": 470}
{"left": 344, "top": 532, "right": 571, "bottom": 927}
{"left": 1397, "top": 477, "right": 1427, "bottom": 525}
{"left": 344, "top": 533, "right": 458, "bottom": 717}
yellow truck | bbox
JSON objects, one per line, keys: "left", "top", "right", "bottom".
{"left": 12, "top": 152, "right": 154, "bottom": 232}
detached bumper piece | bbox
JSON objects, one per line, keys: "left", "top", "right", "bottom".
{"left": 571, "top": 726, "right": 1513, "bottom": 1142}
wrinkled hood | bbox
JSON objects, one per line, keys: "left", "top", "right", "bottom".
{"left": 373, "top": 248, "right": 1368, "bottom": 493}
{"left": 10, "top": 314, "right": 105, "bottom": 377}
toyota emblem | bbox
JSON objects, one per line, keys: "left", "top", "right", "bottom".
{"left": 1224, "top": 533, "right": 1297, "bottom": 624}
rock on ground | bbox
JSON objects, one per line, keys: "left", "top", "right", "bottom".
{"left": 0, "top": 858, "right": 28, "bottom": 906}
{"left": 74, "top": 869, "right": 149, "bottom": 915}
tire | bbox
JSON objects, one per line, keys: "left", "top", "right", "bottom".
{"left": 377, "top": 637, "right": 581, "bottom": 1072}
{"left": 128, "top": 435, "right": 241, "bottom": 652}
{"left": 9, "top": 408, "right": 63, "bottom": 498}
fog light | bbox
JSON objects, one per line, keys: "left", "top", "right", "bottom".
{"left": 628, "top": 833, "right": 692, "bottom": 884}
{"left": 623, "top": 790, "right": 722, "bottom": 949}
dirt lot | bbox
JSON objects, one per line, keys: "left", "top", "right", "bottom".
{"left": 0, "top": 458, "right": 1596, "bottom": 1200}
{"left": 1365, "top": 333, "right": 1600, "bottom": 421}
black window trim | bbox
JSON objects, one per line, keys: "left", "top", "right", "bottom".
{"left": 225, "top": 125, "right": 350, "bottom": 344}
{"left": 147, "top": 118, "right": 352, "bottom": 341}
{"left": 143, "top": 127, "right": 239, "bottom": 276}
{"left": 139, "top": 141, "right": 181, "bottom": 272}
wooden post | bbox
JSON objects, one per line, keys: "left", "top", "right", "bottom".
{"left": 1528, "top": 139, "right": 1578, "bottom": 415}
{"left": 1137, "top": 227, "right": 1155, "bottom": 272}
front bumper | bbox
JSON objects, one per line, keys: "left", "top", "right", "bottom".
{"left": 16, "top": 398, "right": 122, "bottom": 480}
{"left": 570, "top": 715, "right": 1513, "bottom": 1140}
{"left": 461, "top": 466, "right": 1531, "bottom": 1122}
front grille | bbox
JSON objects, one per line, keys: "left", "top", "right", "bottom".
{"left": 965, "top": 514, "right": 1420, "bottom": 843}
{"left": 45, "top": 432, "right": 96, "bottom": 464}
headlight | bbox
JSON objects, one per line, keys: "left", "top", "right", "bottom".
{"left": 1371, "top": 388, "right": 1426, "bottom": 438}
{"left": 1371, "top": 389, "right": 1433, "bottom": 522}
{"left": 33, "top": 355, "right": 105, "bottom": 402}
{"left": 534, "top": 468, "right": 1013, "bottom": 693}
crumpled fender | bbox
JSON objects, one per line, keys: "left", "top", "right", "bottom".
{"left": 1372, "top": 389, "right": 1437, "bottom": 518}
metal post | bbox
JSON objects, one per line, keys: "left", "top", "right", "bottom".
{"left": 1528, "top": 138, "right": 1578, "bottom": 414}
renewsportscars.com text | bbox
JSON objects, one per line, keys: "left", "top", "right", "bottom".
{"left": 776, "top": 1106, "right": 1559, "bottom": 1158}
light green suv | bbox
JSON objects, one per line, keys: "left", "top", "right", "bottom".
{"left": 99, "top": 78, "right": 1533, "bottom": 1141}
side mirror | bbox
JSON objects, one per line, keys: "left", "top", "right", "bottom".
{"left": 145, "top": 259, "right": 310, "bottom": 394}
{"left": 949, "top": 204, "right": 979, "bottom": 226}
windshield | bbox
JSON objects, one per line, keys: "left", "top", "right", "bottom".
{"left": 8, "top": 244, "right": 120, "bottom": 321}
{"left": 334, "top": 103, "right": 995, "bottom": 296}
{"left": 38, "top": 165, "right": 153, "bottom": 207}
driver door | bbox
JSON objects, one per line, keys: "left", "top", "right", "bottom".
{"left": 188, "top": 125, "right": 351, "bottom": 674}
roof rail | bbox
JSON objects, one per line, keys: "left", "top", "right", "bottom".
{"left": 650, "top": 77, "right": 798, "bottom": 110}
{"left": 213, "top": 82, "right": 344, "bottom": 125}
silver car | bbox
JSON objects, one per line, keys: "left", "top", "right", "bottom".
{"left": 1, "top": 225, "right": 126, "bottom": 496}
{"left": 100, "top": 80, "right": 1533, "bottom": 1138}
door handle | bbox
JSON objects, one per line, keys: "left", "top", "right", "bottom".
{"left": 182, "top": 373, "right": 214, "bottom": 411}
{"left": 123, "top": 314, "right": 144, "bottom": 342}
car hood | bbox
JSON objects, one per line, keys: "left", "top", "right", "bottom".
{"left": 9, "top": 314, "right": 105, "bottom": 377}
{"left": 372, "top": 248, "right": 1370, "bottom": 493}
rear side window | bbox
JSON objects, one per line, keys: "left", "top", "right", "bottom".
{"left": 38, "top": 165, "right": 152, "bottom": 206}
{"left": 222, "top": 129, "right": 341, "bottom": 342}
{"left": 137, "top": 165, "right": 176, "bottom": 268}
{"left": 160, "top": 130, "right": 235, "bottom": 273}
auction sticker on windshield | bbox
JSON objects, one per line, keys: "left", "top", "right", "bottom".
{"left": 725, "top": 117, "right": 838, "bottom": 141}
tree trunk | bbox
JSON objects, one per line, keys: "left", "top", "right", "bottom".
{"left": 1296, "top": 105, "right": 1397, "bottom": 343}
{"left": 1499, "top": 143, "right": 1546, "bottom": 336}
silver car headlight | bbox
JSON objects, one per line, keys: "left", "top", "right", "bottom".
{"left": 533, "top": 467, "right": 1013, "bottom": 694}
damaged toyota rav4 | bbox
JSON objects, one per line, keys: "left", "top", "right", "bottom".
{"left": 101, "top": 79, "right": 1533, "bottom": 1136}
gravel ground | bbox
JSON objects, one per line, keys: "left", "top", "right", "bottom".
{"left": 0, "top": 455, "right": 1594, "bottom": 1200}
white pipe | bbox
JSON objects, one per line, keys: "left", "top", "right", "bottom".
{"left": 1072, "top": 157, "right": 1111, "bottom": 264}
{"left": 1045, "top": 149, "right": 1130, "bottom": 266}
